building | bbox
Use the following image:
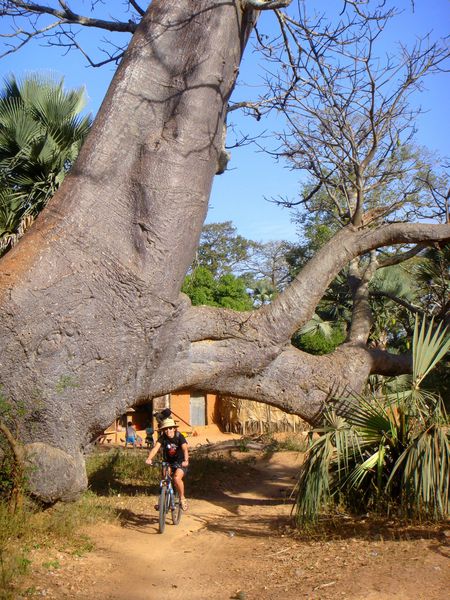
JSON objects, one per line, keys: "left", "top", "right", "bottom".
{"left": 99, "top": 391, "right": 219, "bottom": 446}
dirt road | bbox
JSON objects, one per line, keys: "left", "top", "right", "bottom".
{"left": 21, "top": 451, "right": 449, "bottom": 600}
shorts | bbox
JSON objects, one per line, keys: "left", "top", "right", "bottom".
{"left": 168, "top": 463, "right": 188, "bottom": 476}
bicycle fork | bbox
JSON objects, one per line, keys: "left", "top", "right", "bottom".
{"left": 161, "top": 482, "right": 176, "bottom": 511}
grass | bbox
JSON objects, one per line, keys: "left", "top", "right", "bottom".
{"left": 86, "top": 448, "right": 158, "bottom": 495}
{"left": 86, "top": 446, "right": 258, "bottom": 498}
{"left": 0, "top": 482, "right": 117, "bottom": 599}
{"left": 260, "top": 432, "right": 310, "bottom": 454}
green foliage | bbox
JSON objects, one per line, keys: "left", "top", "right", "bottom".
{"left": 412, "top": 244, "right": 449, "bottom": 323}
{"left": 182, "top": 266, "right": 253, "bottom": 311}
{"left": 0, "top": 501, "right": 30, "bottom": 599}
{"left": 294, "top": 316, "right": 450, "bottom": 525}
{"left": 250, "top": 278, "right": 277, "bottom": 306}
{"left": 86, "top": 449, "right": 158, "bottom": 495}
{"left": 184, "top": 222, "right": 255, "bottom": 310}
{"left": 263, "top": 434, "right": 309, "bottom": 453}
{"left": 195, "top": 221, "right": 257, "bottom": 278}
{"left": 0, "top": 445, "right": 14, "bottom": 502}
{"left": 0, "top": 390, "right": 27, "bottom": 510}
{"left": 0, "top": 73, "right": 91, "bottom": 254}
{"left": 214, "top": 273, "right": 253, "bottom": 310}
{"left": 292, "top": 318, "right": 346, "bottom": 355}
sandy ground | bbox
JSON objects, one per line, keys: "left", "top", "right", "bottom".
{"left": 18, "top": 430, "right": 450, "bottom": 600}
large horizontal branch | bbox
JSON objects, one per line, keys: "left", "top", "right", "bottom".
{"left": 367, "top": 347, "right": 412, "bottom": 376}
{"left": 172, "top": 332, "right": 406, "bottom": 424}
{"left": 174, "top": 284, "right": 416, "bottom": 425}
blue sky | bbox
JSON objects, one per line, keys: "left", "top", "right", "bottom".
{"left": 1, "top": 0, "right": 448, "bottom": 243}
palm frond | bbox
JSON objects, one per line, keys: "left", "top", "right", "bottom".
{"left": 388, "top": 423, "right": 449, "bottom": 518}
{"left": 0, "top": 73, "right": 91, "bottom": 256}
{"left": 412, "top": 316, "right": 450, "bottom": 389}
{"left": 299, "top": 313, "right": 334, "bottom": 338}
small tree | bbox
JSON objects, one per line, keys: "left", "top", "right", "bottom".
{"left": 194, "top": 221, "right": 258, "bottom": 278}
{"left": 0, "top": 392, "right": 25, "bottom": 514}
{"left": 182, "top": 266, "right": 253, "bottom": 311}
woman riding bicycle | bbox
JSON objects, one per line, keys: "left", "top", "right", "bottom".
{"left": 145, "top": 417, "right": 189, "bottom": 511}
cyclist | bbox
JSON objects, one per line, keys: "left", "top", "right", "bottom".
{"left": 145, "top": 417, "right": 189, "bottom": 511}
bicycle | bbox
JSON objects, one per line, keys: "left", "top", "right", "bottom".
{"left": 154, "top": 461, "right": 182, "bottom": 533}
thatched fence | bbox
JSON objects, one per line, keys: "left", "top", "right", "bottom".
{"left": 217, "top": 397, "right": 309, "bottom": 435}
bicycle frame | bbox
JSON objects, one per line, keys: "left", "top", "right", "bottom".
{"left": 156, "top": 461, "right": 181, "bottom": 533}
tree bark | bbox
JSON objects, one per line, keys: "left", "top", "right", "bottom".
{"left": 0, "top": 0, "right": 449, "bottom": 502}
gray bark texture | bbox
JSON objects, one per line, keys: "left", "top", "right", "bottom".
{"left": 0, "top": 0, "right": 449, "bottom": 502}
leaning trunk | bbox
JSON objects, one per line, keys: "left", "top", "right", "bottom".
{"left": 0, "top": 0, "right": 256, "bottom": 502}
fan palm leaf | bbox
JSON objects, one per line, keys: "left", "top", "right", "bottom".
{"left": 0, "top": 74, "right": 91, "bottom": 255}
{"left": 299, "top": 313, "right": 335, "bottom": 338}
{"left": 412, "top": 316, "right": 450, "bottom": 388}
{"left": 388, "top": 424, "right": 449, "bottom": 518}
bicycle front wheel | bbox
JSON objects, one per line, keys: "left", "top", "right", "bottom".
{"left": 158, "top": 487, "right": 167, "bottom": 534}
{"left": 171, "top": 490, "right": 182, "bottom": 525}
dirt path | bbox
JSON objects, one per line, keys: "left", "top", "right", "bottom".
{"left": 23, "top": 451, "right": 449, "bottom": 600}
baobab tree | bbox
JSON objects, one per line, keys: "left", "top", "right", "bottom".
{"left": 0, "top": 0, "right": 448, "bottom": 502}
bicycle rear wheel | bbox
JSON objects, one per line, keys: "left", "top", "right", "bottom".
{"left": 171, "top": 489, "right": 182, "bottom": 525}
{"left": 158, "top": 487, "right": 167, "bottom": 533}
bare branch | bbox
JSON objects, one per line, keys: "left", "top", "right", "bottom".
{"left": 259, "top": 3, "right": 449, "bottom": 231}
{"left": 243, "top": 0, "right": 292, "bottom": 10}
{"left": 417, "top": 165, "right": 450, "bottom": 224}
{"left": 129, "top": 0, "right": 145, "bottom": 17}
{"left": 0, "top": 0, "right": 137, "bottom": 61}
{"left": 370, "top": 290, "right": 424, "bottom": 315}
{"left": 0, "top": 1, "right": 138, "bottom": 32}
{"left": 376, "top": 244, "right": 425, "bottom": 268}
{"left": 49, "top": 29, "right": 126, "bottom": 67}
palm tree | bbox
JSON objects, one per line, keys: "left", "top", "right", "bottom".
{"left": 0, "top": 74, "right": 91, "bottom": 254}
{"left": 294, "top": 316, "right": 450, "bottom": 525}
{"left": 413, "top": 245, "right": 450, "bottom": 325}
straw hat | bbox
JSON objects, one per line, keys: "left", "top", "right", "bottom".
{"left": 158, "top": 417, "right": 178, "bottom": 430}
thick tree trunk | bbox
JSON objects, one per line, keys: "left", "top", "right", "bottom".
{"left": 0, "top": 0, "right": 257, "bottom": 502}
{"left": 0, "top": 1, "right": 449, "bottom": 502}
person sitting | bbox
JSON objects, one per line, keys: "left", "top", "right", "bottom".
{"left": 145, "top": 417, "right": 189, "bottom": 511}
{"left": 125, "top": 421, "right": 142, "bottom": 447}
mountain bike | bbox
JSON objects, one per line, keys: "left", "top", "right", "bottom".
{"left": 154, "top": 461, "right": 182, "bottom": 533}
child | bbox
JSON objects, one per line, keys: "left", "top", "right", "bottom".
{"left": 145, "top": 417, "right": 189, "bottom": 510}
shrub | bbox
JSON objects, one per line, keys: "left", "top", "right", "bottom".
{"left": 294, "top": 316, "right": 450, "bottom": 525}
